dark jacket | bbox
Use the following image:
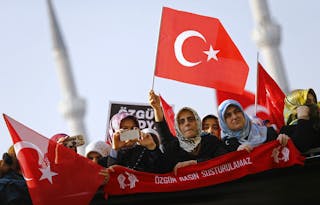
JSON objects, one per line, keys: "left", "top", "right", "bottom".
{"left": 0, "top": 171, "right": 32, "bottom": 205}
{"left": 106, "top": 145, "right": 169, "bottom": 173}
{"left": 222, "top": 127, "right": 278, "bottom": 152}
{"left": 280, "top": 119, "right": 320, "bottom": 153}
{"left": 155, "top": 120, "right": 228, "bottom": 172}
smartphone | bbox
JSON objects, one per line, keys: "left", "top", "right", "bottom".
{"left": 63, "top": 135, "right": 85, "bottom": 148}
{"left": 120, "top": 129, "right": 140, "bottom": 141}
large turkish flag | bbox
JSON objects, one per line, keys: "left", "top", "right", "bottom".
{"left": 155, "top": 7, "right": 249, "bottom": 94}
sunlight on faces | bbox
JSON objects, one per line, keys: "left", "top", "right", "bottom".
{"left": 202, "top": 118, "right": 221, "bottom": 139}
{"left": 224, "top": 105, "right": 246, "bottom": 131}
{"left": 178, "top": 110, "right": 198, "bottom": 138}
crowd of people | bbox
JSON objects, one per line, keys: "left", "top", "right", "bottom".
{"left": 1, "top": 88, "right": 320, "bottom": 204}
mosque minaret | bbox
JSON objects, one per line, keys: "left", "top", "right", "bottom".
{"left": 47, "top": 0, "right": 88, "bottom": 155}
{"left": 249, "top": 0, "right": 290, "bottom": 94}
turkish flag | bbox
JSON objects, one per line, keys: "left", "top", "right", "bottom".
{"left": 3, "top": 114, "right": 105, "bottom": 205}
{"left": 216, "top": 90, "right": 271, "bottom": 124}
{"left": 155, "top": 7, "right": 249, "bottom": 94}
{"left": 257, "top": 63, "right": 285, "bottom": 130}
{"left": 159, "top": 95, "right": 176, "bottom": 136}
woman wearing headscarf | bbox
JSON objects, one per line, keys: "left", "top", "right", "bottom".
{"left": 218, "top": 99, "right": 289, "bottom": 152}
{"left": 280, "top": 88, "right": 320, "bottom": 152}
{"left": 149, "top": 90, "right": 228, "bottom": 175}
{"left": 105, "top": 111, "right": 168, "bottom": 173}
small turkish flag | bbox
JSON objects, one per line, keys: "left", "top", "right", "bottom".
{"left": 257, "top": 63, "right": 285, "bottom": 130}
{"left": 155, "top": 7, "right": 249, "bottom": 94}
{"left": 3, "top": 114, "right": 105, "bottom": 205}
{"left": 159, "top": 95, "right": 176, "bottom": 136}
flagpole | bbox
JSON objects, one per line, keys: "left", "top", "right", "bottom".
{"left": 254, "top": 52, "right": 259, "bottom": 116}
{"left": 151, "top": 74, "right": 156, "bottom": 90}
{"left": 151, "top": 8, "right": 165, "bottom": 90}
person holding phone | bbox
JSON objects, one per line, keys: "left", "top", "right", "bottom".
{"left": 104, "top": 111, "right": 169, "bottom": 173}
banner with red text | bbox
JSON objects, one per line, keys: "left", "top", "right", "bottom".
{"left": 104, "top": 140, "right": 304, "bottom": 195}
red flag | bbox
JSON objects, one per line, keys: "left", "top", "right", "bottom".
{"left": 216, "top": 90, "right": 271, "bottom": 123}
{"left": 257, "top": 63, "right": 285, "bottom": 130}
{"left": 3, "top": 114, "right": 105, "bottom": 205}
{"left": 155, "top": 7, "right": 249, "bottom": 94}
{"left": 159, "top": 95, "right": 176, "bottom": 136}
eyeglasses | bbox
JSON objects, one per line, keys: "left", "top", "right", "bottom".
{"left": 178, "top": 116, "right": 196, "bottom": 125}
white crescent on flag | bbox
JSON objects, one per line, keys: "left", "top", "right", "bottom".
{"left": 244, "top": 104, "right": 270, "bottom": 117}
{"left": 174, "top": 30, "right": 206, "bottom": 67}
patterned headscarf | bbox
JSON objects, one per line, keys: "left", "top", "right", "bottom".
{"left": 174, "top": 107, "right": 202, "bottom": 153}
{"left": 284, "top": 88, "right": 317, "bottom": 125}
{"left": 218, "top": 99, "right": 267, "bottom": 147}
{"left": 106, "top": 111, "right": 139, "bottom": 144}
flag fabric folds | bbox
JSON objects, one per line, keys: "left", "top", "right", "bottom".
{"left": 257, "top": 63, "right": 285, "bottom": 130}
{"left": 155, "top": 7, "right": 249, "bottom": 94}
{"left": 159, "top": 95, "right": 176, "bottom": 136}
{"left": 3, "top": 114, "right": 105, "bottom": 205}
{"left": 216, "top": 63, "right": 285, "bottom": 131}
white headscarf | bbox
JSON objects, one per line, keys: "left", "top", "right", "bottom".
{"left": 85, "top": 140, "right": 111, "bottom": 158}
{"left": 174, "top": 107, "right": 202, "bottom": 152}
{"left": 218, "top": 99, "right": 267, "bottom": 147}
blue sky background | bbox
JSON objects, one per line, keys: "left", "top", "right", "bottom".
{"left": 1, "top": 0, "right": 320, "bottom": 154}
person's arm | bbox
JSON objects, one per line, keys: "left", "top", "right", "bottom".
{"left": 149, "top": 90, "right": 163, "bottom": 122}
{"left": 281, "top": 119, "right": 317, "bottom": 152}
{"left": 149, "top": 89, "right": 176, "bottom": 144}
{"left": 280, "top": 105, "right": 318, "bottom": 152}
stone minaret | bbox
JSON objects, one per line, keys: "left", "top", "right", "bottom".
{"left": 47, "top": 0, "right": 87, "bottom": 155}
{"left": 249, "top": 0, "right": 290, "bottom": 94}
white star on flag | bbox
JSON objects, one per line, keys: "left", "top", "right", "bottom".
{"left": 203, "top": 45, "right": 220, "bottom": 61}
{"left": 39, "top": 166, "right": 58, "bottom": 184}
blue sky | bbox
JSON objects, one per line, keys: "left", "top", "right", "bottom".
{"left": 1, "top": 0, "right": 320, "bottom": 154}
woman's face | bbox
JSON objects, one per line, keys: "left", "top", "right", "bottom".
{"left": 177, "top": 110, "right": 198, "bottom": 138}
{"left": 202, "top": 118, "right": 221, "bottom": 139}
{"left": 224, "top": 105, "right": 246, "bottom": 131}
{"left": 120, "top": 118, "right": 137, "bottom": 130}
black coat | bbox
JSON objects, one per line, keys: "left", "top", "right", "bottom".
{"left": 106, "top": 145, "right": 169, "bottom": 173}
{"left": 0, "top": 172, "right": 32, "bottom": 205}
{"left": 155, "top": 121, "right": 228, "bottom": 172}
{"left": 280, "top": 119, "right": 320, "bottom": 152}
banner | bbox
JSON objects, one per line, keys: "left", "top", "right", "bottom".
{"left": 104, "top": 140, "right": 304, "bottom": 195}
